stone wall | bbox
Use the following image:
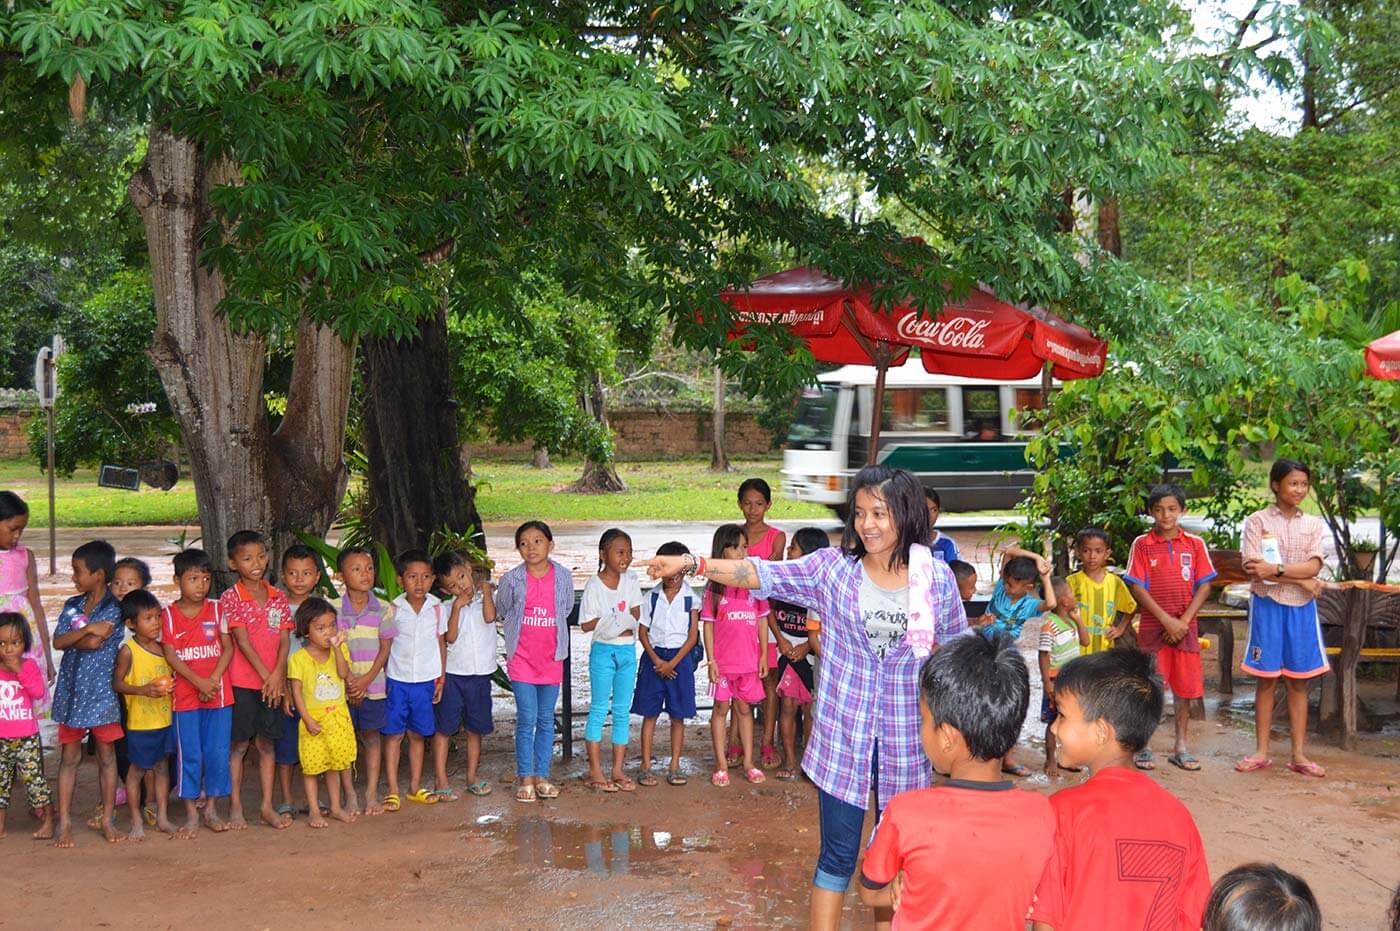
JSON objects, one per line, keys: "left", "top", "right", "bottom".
{"left": 472, "top": 408, "right": 777, "bottom": 460}
{"left": 0, "top": 409, "right": 33, "bottom": 458}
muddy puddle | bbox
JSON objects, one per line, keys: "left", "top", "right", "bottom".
{"left": 469, "top": 817, "right": 717, "bottom": 875}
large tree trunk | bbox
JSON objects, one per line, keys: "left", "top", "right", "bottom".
{"left": 710, "top": 365, "right": 729, "bottom": 472}
{"left": 570, "top": 370, "right": 625, "bottom": 493}
{"left": 130, "top": 128, "right": 356, "bottom": 588}
{"left": 1095, "top": 199, "right": 1122, "bottom": 256}
{"left": 360, "top": 299, "right": 483, "bottom": 555}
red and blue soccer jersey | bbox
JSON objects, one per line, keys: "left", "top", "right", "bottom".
{"left": 1123, "top": 529, "right": 1215, "bottom": 653}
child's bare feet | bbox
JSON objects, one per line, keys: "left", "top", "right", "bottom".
{"left": 202, "top": 809, "right": 230, "bottom": 833}
{"left": 53, "top": 824, "right": 75, "bottom": 848}
{"left": 155, "top": 816, "right": 178, "bottom": 836}
{"left": 175, "top": 814, "right": 200, "bottom": 839}
{"left": 307, "top": 811, "right": 328, "bottom": 829}
{"left": 127, "top": 822, "right": 146, "bottom": 842}
{"left": 329, "top": 806, "right": 356, "bottom": 824}
{"left": 363, "top": 798, "right": 383, "bottom": 816}
{"left": 227, "top": 807, "right": 248, "bottom": 830}
{"left": 259, "top": 806, "right": 291, "bottom": 830}
{"left": 101, "top": 819, "right": 127, "bottom": 844}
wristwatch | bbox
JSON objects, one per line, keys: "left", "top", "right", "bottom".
{"left": 1275, "top": 565, "right": 1285, "bottom": 578}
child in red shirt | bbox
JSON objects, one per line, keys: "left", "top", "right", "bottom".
{"left": 1031, "top": 649, "right": 1211, "bottom": 931}
{"left": 859, "top": 633, "right": 1055, "bottom": 930}
{"left": 1123, "top": 483, "right": 1215, "bottom": 771}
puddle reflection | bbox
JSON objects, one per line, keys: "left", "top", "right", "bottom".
{"left": 475, "top": 818, "right": 716, "bottom": 876}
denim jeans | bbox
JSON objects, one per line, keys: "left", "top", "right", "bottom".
{"left": 585, "top": 641, "right": 638, "bottom": 745}
{"left": 813, "top": 742, "right": 881, "bottom": 892}
{"left": 511, "top": 680, "right": 559, "bottom": 778}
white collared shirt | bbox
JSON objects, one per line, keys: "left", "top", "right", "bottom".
{"left": 444, "top": 593, "right": 500, "bottom": 677}
{"left": 387, "top": 593, "right": 445, "bottom": 683}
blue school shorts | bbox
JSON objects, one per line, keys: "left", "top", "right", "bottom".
{"left": 274, "top": 705, "right": 300, "bottom": 766}
{"left": 435, "top": 673, "right": 494, "bottom": 736}
{"left": 173, "top": 706, "right": 232, "bottom": 799}
{"left": 383, "top": 678, "right": 436, "bottom": 737}
{"left": 630, "top": 646, "right": 697, "bottom": 720}
{"left": 350, "top": 697, "right": 388, "bottom": 734}
{"left": 1242, "top": 594, "right": 1329, "bottom": 679}
{"left": 126, "top": 725, "right": 176, "bottom": 770}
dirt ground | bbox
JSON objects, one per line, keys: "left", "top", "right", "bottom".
{"left": 8, "top": 525, "right": 1400, "bottom": 929}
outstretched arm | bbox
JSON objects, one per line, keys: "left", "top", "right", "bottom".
{"left": 637, "top": 556, "right": 760, "bottom": 590}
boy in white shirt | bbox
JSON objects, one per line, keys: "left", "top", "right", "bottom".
{"left": 632, "top": 541, "right": 701, "bottom": 787}
{"left": 381, "top": 550, "right": 444, "bottom": 809}
{"left": 432, "top": 553, "right": 498, "bottom": 798}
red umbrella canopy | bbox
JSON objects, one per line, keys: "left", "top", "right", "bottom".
{"left": 720, "top": 265, "right": 1106, "bottom": 379}
{"left": 1365, "top": 330, "right": 1400, "bottom": 380}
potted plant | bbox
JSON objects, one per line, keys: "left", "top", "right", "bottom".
{"left": 1351, "top": 538, "right": 1379, "bottom": 579}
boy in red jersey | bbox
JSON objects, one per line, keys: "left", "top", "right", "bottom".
{"left": 1031, "top": 650, "right": 1211, "bottom": 931}
{"left": 858, "top": 633, "right": 1055, "bottom": 930}
{"left": 160, "top": 549, "right": 235, "bottom": 836}
{"left": 1123, "top": 484, "right": 1215, "bottom": 771}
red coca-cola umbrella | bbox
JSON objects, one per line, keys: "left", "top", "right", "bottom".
{"left": 720, "top": 265, "right": 1106, "bottom": 463}
{"left": 1365, "top": 330, "right": 1400, "bottom": 380}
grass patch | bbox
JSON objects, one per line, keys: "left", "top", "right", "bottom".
{"left": 0, "top": 457, "right": 831, "bottom": 527}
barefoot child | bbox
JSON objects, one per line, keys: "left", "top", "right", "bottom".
{"left": 273, "top": 544, "right": 324, "bottom": 821}
{"left": 106, "top": 556, "right": 152, "bottom": 826}
{"left": 336, "top": 546, "right": 394, "bottom": 813}
{"left": 703, "top": 524, "right": 769, "bottom": 787}
{"left": 633, "top": 542, "right": 700, "bottom": 788}
{"left": 287, "top": 598, "right": 357, "bottom": 828}
{"left": 1030, "top": 650, "right": 1211, "bottom": 931}
{"left": 382, "top": 550, "right": 445, "bottom": 809}
{"left": 0, "top": 493, "right": 54, "bottom": 712}
{"left": 1039, "top": 577, "right": 1088, "bottom": 777}
{"left": 738, "top": 478, "right": 784, "bottom": 770}
{"left": 581, "top": 528, "right": 642, "bottom": 793}
{"left": 51, "top": 540, "right": 125, "bottom": 847}
{"left": 161, "top": 549, "right": 234, "bottom": 835}
{"left": 0, "top": 611, "right": 54, "bottom": 840}
{"left": 772, "top": 527, "right": 828, "bottom": 780}
{"left": 112, "top": 590, "right": 177, "bottom": 839}
{"left": 433, "top": 551, "right": 498, "bottom": 799}
{"left": 220, "top": 530, "right": 295, "bottom": 829}
{"left": 859, "top": 633, "right": 1055, "bottom": 928}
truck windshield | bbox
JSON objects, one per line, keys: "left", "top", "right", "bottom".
{"left": 787, "top": 385, "right": 839, "bottom": 450}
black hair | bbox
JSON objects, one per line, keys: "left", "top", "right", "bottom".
{"left": 1268, "top": 458, "right": 1311, "bottom": 493}
{"left": 0, "top": 611, "right": 32, "bottom": 653}
{"left": 923, "top": 486, "right": 941, "bottom": 508}
{"left": 114, "top": 557, "right": 152, "bottom": 588}
{"left": 280, "top": 543, "right": 318, "bottom": 569}
{"left": 294, "top": 596, "right": 337, "bottom": 639}
{"left": 791, "top": 527, "right": 830, "bottom": 557}
{"left": 1147, "top": 483, "right": 1187, "bottom": 511}
{"left": 656, "top": 541, "right": 690, "bottom": 557}
{"left": 1002, "top": 555, "right": 1038, "bottom": 583}
{"left": 0, "top": 491, "right": 29, "bottom": 522}
{"left": 431, "top": 550, "right": 471, "bottom": 579}
{"left": 918, "top": 632, "right": 1029, "bottom": 761}
{"left": 394, "top": 548, "right": 433, "bottom": 577}
{"left": 737, "top": 477, "right": 772, "bottom": 504}
{"left": 948, "top": 559, "right": 976, "bottom": 583}
{"left": 840, "top": 466, "right": 930, "bottom": 572}
{"left": 172, "top": 548, "right": 214, "bottom": 578}
{"left": 336, "top": 545, "right": 374, "bottom": 573}
{"left": 597, "top": 527, "right": 632, "bottom": 572}
{"left": 1074, "top": 527, "right": 1111, "bottom": 549}
{"left": 1389, "top": 883, "right": 1400, "bottom": 931}
{"left": 1053, "top": 649, "right": 1164, "bottom": 753}
{"left": 120, "top": 589, "right": 161, "bottom": 625}
{"left": 73, "top": 539, "right": 117, "bottom": 585}
{"left": 514, "top": 520, "right": 554, "bottom": 546}
{"left": 708, "top": 523, "right": 747, "bottom": 600}
{"left": 1050, "top": 574, "right": 1074, "bottom": 600}
{"left": 1203, "top": 863, "right": 1321, "bottom": 931}
{"left": 226, "top": 529, "right": 266, "bottom": 556}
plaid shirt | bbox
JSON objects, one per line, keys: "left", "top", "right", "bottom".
{"left": 755, "top": 548, "right": 968, "bottom": 809}
{"left": 1241, "top": 505, "right": 1325, "bottom": 607}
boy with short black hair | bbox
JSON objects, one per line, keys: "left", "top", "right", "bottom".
{"left": 923, "top": 487, "right": 959, "bottom": 562}
{"left": 50, "top": 539, "right": 124, "bottom": 847}
{"left": 382, "top": 549, "right": 445, "bottom": 809}
{"left": 162, "top": 548, "right": 234, "bottom": 835}
{"left": 336, "top": 545, "right": 396, "bottom": 814}
{"left": 947, "top": 559, "right": 978, "bottom": 615}
{"left": 859, "top": 633, "right": 1055, "bottom": 928}
{"left": 634, "top": 541, "right": 701, "bottom": 787}
{"left": 112, "top": 589, "right": 176, "bottom": 839}
{"left": 1031, "top": 650, "right": 1211, "bottom": 931}
{"left": 1039, "top": 576, "right": 1088, "bottom": 776}
{"left": 1067, "top": 528, "right": 1138, "bottom": 654}
{"left": 220, "top": 529, "right": 295, "bottom": 830}
{"left": 273, "top": 544, "right": 326, "bottom": 820}
{"left": 1123, "top": 484, "right": 1215, "bottom": 771}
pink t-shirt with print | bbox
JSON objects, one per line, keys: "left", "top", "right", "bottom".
{"left": 702, "top": 587, "right": 769, "bottom": 676}
{"left": 507, "top": 568, "right": 563, "bottom": 686}
{"left": 0, "top": 659, "right": 46, "bottom": 739}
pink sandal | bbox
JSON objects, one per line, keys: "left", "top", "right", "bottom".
{"left": 711, "top": 770, "right": 730, "bottom": 787}
{"left": 760, "top": 744, "right": 780, "bottom": 769}
{"left": 745, "top": 767, "right": 766, "bottom": 784}
{"left": 1287, "top": 760, "right": 1325, "bottom": 778}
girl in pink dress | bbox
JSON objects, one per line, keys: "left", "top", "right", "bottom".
{"left": 737, "top": 478, "right": 784, "bottom": 768}
{"left": 0, "top": 492, "right": 53, "bottom": 716}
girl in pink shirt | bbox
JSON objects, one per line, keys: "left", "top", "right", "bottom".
{"left": 703, "top": 525, "right": 769, "bottom": 788}
{"left": 738, "top": 478, "right": 785, "bottom": 769}
{"left": 0, "top": 612, "right": 54, "bottom": 838}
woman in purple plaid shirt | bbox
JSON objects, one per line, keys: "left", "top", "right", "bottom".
{"left": 642, "top": 466, "right": 968, "bottom": 929}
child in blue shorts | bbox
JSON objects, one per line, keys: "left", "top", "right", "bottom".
{"left": 112, "top": 589, "right": 176, "bottom": 839}
{"left": 633, "top": 541, "right": 700, "bottom": 787}
{"left": 432, "top": 552, "right": 498, "bottom": 799}
{"left": 273, "top": 544, "right": 326, "bottom": 819}
{"left": 382, "top": 550, "right": 445, "bottom": 809}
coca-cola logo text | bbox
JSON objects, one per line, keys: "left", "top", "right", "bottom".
{"left": 895, "top": 313, "right": 989, "bottom": 350}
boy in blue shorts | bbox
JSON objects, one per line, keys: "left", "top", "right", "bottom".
{"left": 633, "top": 541, "right": 701, "bottom": 787}
{"left": 382, "top": 550, "right": 445, "bottom": 809}
{"left": 112, "top": 589, "right": 177, "bottom": 839}
{"left": 433, "top": 554, "right": 498, "bottom": 799}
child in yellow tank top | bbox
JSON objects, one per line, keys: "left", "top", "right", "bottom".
{"left": 112, "top": 591, "right": 177, "bottom": 839}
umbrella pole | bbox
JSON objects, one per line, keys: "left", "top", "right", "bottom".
{"left": 869, "top": 345, "right": 891, "bottom": 465}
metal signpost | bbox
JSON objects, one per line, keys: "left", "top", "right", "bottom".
{"left": 33, "top": 336, "right": 64, "bottom": 575}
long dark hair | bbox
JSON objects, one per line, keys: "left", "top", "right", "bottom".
{"left": 709, "top": 523, "right": 747, "bottom": 602}
{"left": 840, "top": 466, "right": 929, "bottom": 571}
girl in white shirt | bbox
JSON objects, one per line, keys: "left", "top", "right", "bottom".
{"left": 580, "top": 529, "right": 642, "bottom": 792}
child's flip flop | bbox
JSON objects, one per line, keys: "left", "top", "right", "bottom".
{"left": 666, "top": 771, "right": 688, "bottom": 786}
{"left": 535, "top": 781, "right": 560, "bottom": 799}
{"left": 431, "top": 788, "right": 460, "bottom": 802}
{"left": 1133, "top": 750, "right": 1156, "bottom": 771}
{"left": 1167, "top": 752, "right": 1202, "bottom": 771}
{"left": 1287, "top": 760, "right": 1325, "bottom": 778}
{"left": 381, "top": 794, "right": 401, "bottom": 812}
{"left": 744, "top": 767, "right": 766, "bottom": 784}
{"left": 405, "top": 788, "right": 439, "bottom": 805}
{"left": 587, "top": 779, "right": 619, "bottom": 793}
{"left": 466, "top": 781, "right": 493, "bottom": 797}
{"left": 1234, "top": 756, "right": 1273, "bottom": 773}
{"left": 515, "top": 784, "right": 537, "bottom": 803}
{"left": 637, "top": 770, "right": 659, "bottom": 787}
